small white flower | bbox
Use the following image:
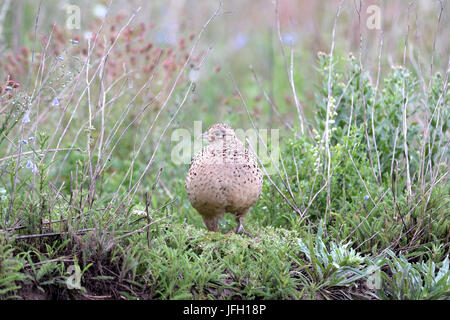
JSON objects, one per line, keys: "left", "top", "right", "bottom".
{"left": 93, "top": 4, "right": 107, "bottom": 18}
{"left": 188, "top": 69, "right": 200, "bottom": 82}
{"left": 84, "top": 31, "right": 93, "bottom": 41}
{"left": 132, "top": 209, "right": 147, "bottom": 216}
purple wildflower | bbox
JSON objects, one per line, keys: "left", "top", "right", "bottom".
{"left": 26, "top": 160, "right": 33, "bottom": 169}
{"left": 22, "top": 112, "right": 31, "bottom": 124}
{"left": 52, "top": 97, "right": 60, "bottom": 107}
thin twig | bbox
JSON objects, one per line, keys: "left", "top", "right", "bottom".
{"left": 343, "top": 189, "right": 390, "bottom": 244}
{"left": 323, "top": 0, "right": 344, "bottom": 231}
{"left": 114, "top": 217, "right": 168, "bottom": 241}
{"left": 274, "top": 0, "right": 305, "bottom": 135}
{"left": 0, "top": 148, "right": 82, "bottom": 162}
{"left": 14, "top": 228, "right": 95, "bottom": 240}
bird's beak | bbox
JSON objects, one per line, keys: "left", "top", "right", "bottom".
{"left": 198, "top": 132, "right": 208, "bottom": 140}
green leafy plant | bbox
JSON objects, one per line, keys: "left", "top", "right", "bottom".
{"left": 290, "top": 224, "right": 367, "bottom": 299}
{"left": 0, "top": 236, "right": 25, "bottom": 299}
{"left": 376, "top": 251, "right": 449, "bottom": 300}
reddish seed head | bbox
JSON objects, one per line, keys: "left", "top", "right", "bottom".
{"left": 138, "top": 22, "right": 146, "bottom": 36}
{"left": 20, "top": 47, "right": 29, "bottom": 58}
{"left": 115, "top": 13, "right": 124, "bottom": 23}
{"left": 284, "top": 95, "right": 293, "bottom": 105}
{"left": 41, "top": 35, "right": 49, "bottom": 46}
{"left": 5, "top": 64, "right": 13, "bottom": 74}
{"left": 178, "top": 38, "right": 185, "bottom": 50}
{"left": 163, "top": 58, "right": 173, "bottom": 70}
{"left": 140, "top": 43, "right": 153, "bottom": 53}
{"left": 125, "top": 27, "right": 133, "bottom": 37}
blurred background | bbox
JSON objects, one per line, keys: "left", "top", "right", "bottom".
{"left": 1, "top": 0, "right": 448, "bottom": 127}
{"left": 0, "top": 0, "right": 448, "bottom": 195}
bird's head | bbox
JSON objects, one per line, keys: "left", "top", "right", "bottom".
{"left": 201, "top": 123, "right": 237, "bottom": 143}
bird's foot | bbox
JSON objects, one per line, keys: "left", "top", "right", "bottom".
{"left": 225, "top": 222, "right": 252, "bottom": 237}
{"left": 234, "top": 224, "right": 253, "bottom": 237}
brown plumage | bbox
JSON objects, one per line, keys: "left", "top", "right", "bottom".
{"left": 185, "top": 123, "right": 263, "bottom": 235}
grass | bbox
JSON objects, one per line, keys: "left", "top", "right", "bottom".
{"left": 0, "top": 0, "right": 449, "bottom": 300}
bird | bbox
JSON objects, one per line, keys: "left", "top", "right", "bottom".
{"left": 185, "top": 123, "right": 263, "bottom": 235}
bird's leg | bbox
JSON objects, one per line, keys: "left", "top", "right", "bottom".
{"left": 234, "top": 219, "right": 252, "bottom": 237}
{"left": 202, "top": 216, "right": 219, "bottom": 232}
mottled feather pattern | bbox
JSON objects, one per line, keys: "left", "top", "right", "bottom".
{"left": 185, "top": 124, "right": 263, "bottom": 233}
